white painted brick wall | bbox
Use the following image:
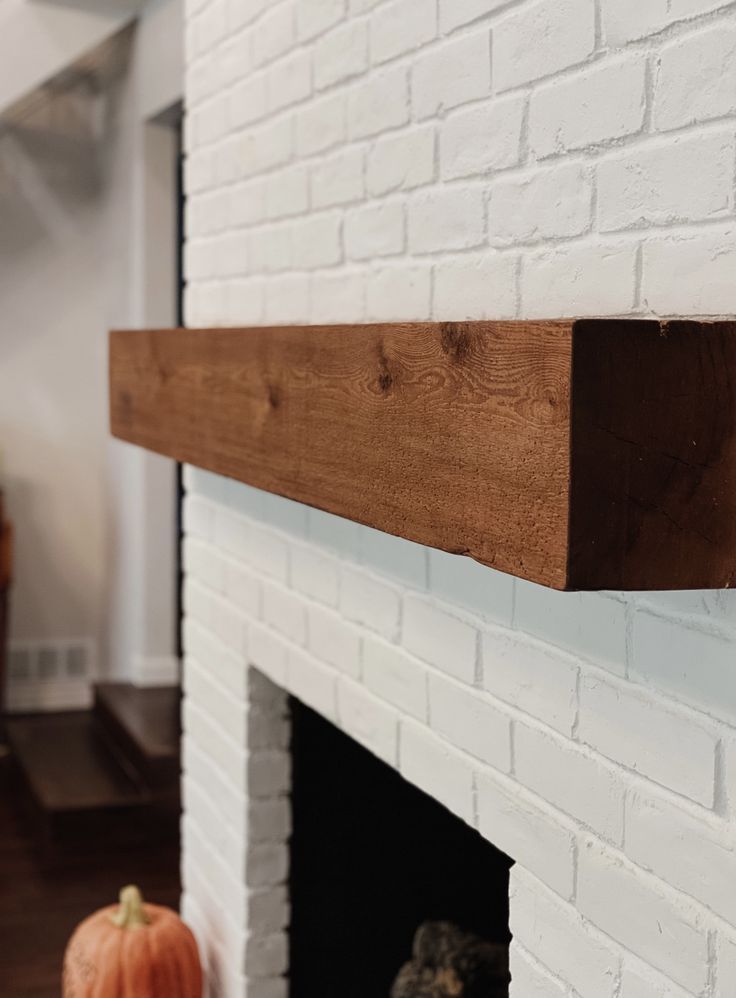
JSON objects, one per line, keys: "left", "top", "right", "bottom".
{"left": 363, "top": 636, "right": 428, "bottom": 720}
{"left": 181, "top": 476, "right": 736, "bottom": 998}
{"left": 493, "top": 0, "right": 596, "bottom": 91}
{"left": 488, "top": 161, "right": 593, "bottom": 245}
{"left": 528, "top": 54, "right": 647, "bottom": 158}
{"left": 402, "top": 595, "right": 478, "bottom": 684}
{"left": 597, "top": 130, "right": 735, "bottom": 231}
{"left": 411, "top": 30, "right": 491, "bottom": 119}
{"left": 510, "top": 867, "right": 620, "bottom": 997}
{"left": 439, "top": 95, "right": 525, "bottom": 179}
{"left": 369, "top": 0, "right": 436, "bottom": 64}
{"left": 400, "top": 719, "right": 475, "bottom": 823}
{"left": 182, "top": 1, "right": 736, "bottom": 995}
{"left": 576, "top": 839, "right": 710, "bottom": 993}
{"left": 508, "top": 945, "right": 568, "bottom": 997}
{"left": 578, "top": 671, "right": 718, "bottom": 806}
{"left": 365, "top": 125, "right": 435, "bottom": 196}
{"left": 718, "top": 934, "right": 736, "bottom": 996}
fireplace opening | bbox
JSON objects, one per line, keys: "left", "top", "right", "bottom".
{"left": 288, "top": 699, "right": 513, "bottom": 997}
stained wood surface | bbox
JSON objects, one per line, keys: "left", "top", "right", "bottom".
{"left": 0, "top": 498, "right": 10, "bottom": 736}
{"left": 0, "top": 760, "right": 180, "bottom": 998}
{"left": 111, "top": 322, "right": 573, "bottom": 588}
{"left": 6, "top": 714, "right": 151, "bottom": 813}
{"left": 95, "top": 684, "right": 180, "bottom": 762}
{"left": 0, "top": 528, "right": 10, "bottom": 590}
{"left": 110, "top": 319, "right": 736, "bottom": 591}
{"left": 0, "top": 495, "right": 11, "bottom": 589}
{"left": 570, "top": 319, "right": 736, "bottom": 590}
{"left": 94, "top": 683, "right": 180, "bottom": 788}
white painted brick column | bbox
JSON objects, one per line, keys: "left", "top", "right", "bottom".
{"left": 181, "top": 532, "right": 291, "bottom": 998}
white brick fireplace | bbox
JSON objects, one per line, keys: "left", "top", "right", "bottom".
{"left": 180, "top": 0, "right": 736, "bottom": 995}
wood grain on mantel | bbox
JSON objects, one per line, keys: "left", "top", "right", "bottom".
{"left": 109, "top": 319, "right": 736, "bottom": 592}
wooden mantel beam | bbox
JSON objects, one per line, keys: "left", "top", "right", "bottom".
{"left": 109, "top": 319, "right": 736, "bottom": 592}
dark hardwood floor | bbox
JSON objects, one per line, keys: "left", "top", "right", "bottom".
{"left": 0, "top": 759, "right": 181, "bottom": 998}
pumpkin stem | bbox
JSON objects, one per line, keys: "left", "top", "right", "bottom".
{"left": 110, "top": 885, "right": 150, "bottom": 929}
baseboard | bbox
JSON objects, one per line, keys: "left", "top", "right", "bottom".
{"left": 7, "top": 678, "right": 93, "bottom": 713}
{"left": 130, "top": 654, "right": 180, "bottom": 688}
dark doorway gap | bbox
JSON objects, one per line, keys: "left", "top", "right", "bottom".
{"left": 175, "top": 121, "right": 185, "bottom": 662}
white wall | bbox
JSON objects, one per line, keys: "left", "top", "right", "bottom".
{"left": 106, "top": 0, "right": 184, "bottom": 686}
{"left": 0, "top": 0, "right": 140, "bottom": 117}
{"left": 180, "top": 0, "right": 736, "bottom": 996}
{"left": 0, "top": 74, "right": 124, "bottom": 695}
{"left": 1, "top": 0, "right": 183, "bottom": 703}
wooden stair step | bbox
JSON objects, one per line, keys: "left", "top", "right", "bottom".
{"left": 94, "top": 683, "right": 180, "bottom": 788}
{"left": 6, "top": 713, "right": 150, "bottom": 815}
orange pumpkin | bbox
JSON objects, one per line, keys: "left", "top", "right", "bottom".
{"left": 62, "top": 885, "right": 203, "bottom": 998}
